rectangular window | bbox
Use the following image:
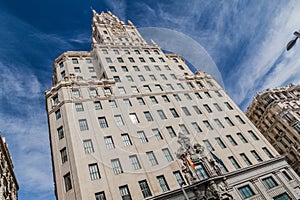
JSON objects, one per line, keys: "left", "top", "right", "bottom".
{"left": 75, "top": 103, "right": 84, "bottom": 112}
{"left": 136, "top": 97, "right": 145, "bottom": 105}
{"left": 90, "top": 88, "right": 97, "bottom": 97}
{"left": 74, "top": 67, "right": 81, "bottom": 73}
{"left": 150, "top": 96, "right": 158, "bottom": 104}
{"left": 55, "top": 109, "right": 61, "bottom": 120}
{"left": 238, "top": 185, "right": 255, "bottom": 199}
{"left": 144, "top": 65, "right": 150, "bottom": 71}
{"left": 144, "top": 111, "right": 154, "bottom": 121}
{"left": 213, "top": 103, "right": 222, "bottom": 111}
{"left": 166, "top": 126, "right": 176, "bottom": 137}
{"left": 134, "top": 50, "right": 140, "bottom": 54}
{"left": 123, "top": 99, "right": 132, "bottom": 106}
{"left": 113, "top": 49, "right": 119, "bottom": 54}
{"left": 152, "top": 128, "right": 163, "bottom": 140}
{"left": 150, "top": 58, "right": 156, "bottom": 63}
{"left": 118, "top": 87, "right": 126, "bottom": 94}
{"left": 179, "top": 124, "right": 190, "bottom": 134}
{"left": 126, "top": 75, "right": 133, "bottom": 82}
{"left": 262, "top": 147, "right": 274, "bottom": 158}
{"left": 226, "top": 135, "right": 238, "bottom": 146}
{"left": 89, "top": 163, "right": 100, "bottom": 180}
{"left": 128, "top": 57, "right": 135, "bottom": 63}
{"left": 251, "top": 150, "right": 262, "bottom": 162}
{"left": 162, "top": 95, "right": 170, "bottom": 102}
{"left": 95, "top": 192, "right": 106, "bottom": 200}
{"left": 282, "top": 171, "right": 292, "bottom": 181}
{"left": 83, "top": 139, "right": 94, "bottom": 154}
{"left": 147, "top": 151, "right": 158, "bottom": 166}
{"left": 236, "top": 115, "right": 246, "bottom": 124}
{"left": 184, "top": 93, "right": 192, "bottom": 100}
{"left": 262, "top": 176, "right": 278, "bottom": 189}
{"left": 224, "top": 102, "right": 233, "bottom": 110}
{"left": 160, "top": 74, "right": 167, "bottom": 80}
{"left": 138, "top": 131, "right": 148, "bottom": 143}
{"left": 155, "top": 84, "right": 163, "bottom": 91}
{"left": 109, "top": 66, "right": 116, "bottom": 72}
{"left": 104, "top": 87, "right": 112, "bottom": 95}
{"left": 162, "top": 148, "right": 174, "bottom": 162}
{"left": 203, "top": 140, "right": 214, "bottom": 151}
{"left": 240, "top": 153, "right": 252, "bottom": 166}
{"left": 195, "top": 164, "right": 209, "bottom": 181}
{"left": 111, "top": 159, "right": 123, "bottom": 174}
{"left": 215, "top": 137, "right": 226, "bottom": 149}
{"left": 117, "top": 57, "right": 124, "bottom": 63}
{"left": 182, "top": 107, "right": 191, "bottom": 116}
{"left": 149, "top": 75, "right": 156, "bottom": 81}
{"left": 61, "top": 71, "right": 66, "bottom": 78}
{"left": 214, "top": 119, "right": 225, "bottom": 128}
{"left": 102, "top": 49, "right": 108, "bottom": 54}
{"left": 165, "top": 65, "right": 171, "bottom": 70}
{"left": 79, "top": 119, "right": 88, "bottom": 131}
{"left": 195, "top": 92, "right": 202, "bottom": 99}
{"left": 109, "top": 100, "right": 117, "bottom": 108}
{"left": 159, "top": 57, "right": 165, "bottom": 62}
{"left": 138, "top": 75, "right": 145, "bottom": 81}
{"left": 129, "top": 155, "right": 141, "bottom": 170}
{"left": 157, "top": 175, "right": 170, "bottom": 192}
{"left": 170, "top": 108, "right": 179, "bottom": 118}
{"left": 139, "top": 180, "right": 152, "bottom": 198}
{"left": 192, "top": 122, "right": 202, "bottom": 133}
{"left": 114, "top": 76, "right": 121, "bottom": 82}
{"left": 129, "top": 113, "right": 139, "bottom": 124}
{"left": 60, "top": 147, "right": 68, "bottom": 164}
{"left": 105, "top": 57, "right": 112, "bottom": 63}
{"left": 204, "top": 92, "right": 212, "bottom": 98}
{"left": 96, "top": 116, "right": 108, "bottom": 128}
{"left": 173, "top": 94, "right": 181, "bottom": 101}
{"left": 139, "top": 57, "right": 145, "bottom": 62}
{"left": 104, "top": 136, "right": 115, "bottom": 150}
{"left": 225, "top": 117, "right": 235, "bottom": 126}
{"left": 177, "top": 83, "right": 184, "bottom": 89}
{"left": 173, "top": 171, "right": 185, "bottom": 186}
{"left": 166, "top": 84, "right": 174, "bottom": 90}
{"left": 248, "top": 130, "right": 259, "bottom": 140}
{"left": 215, "top": 90, "right": 222, "bottom": 97}
{"left": 114, "top": 115, "right": 124, "bottom": 126}
{"left": 203, "top": 120, "right": 213, "bottom": 130}
{"left": 131, "top": 86, "right": 139, "bottom": 93}
{"left": 121, "top": 134, "right": 132, "bottom": 146}
{"left": 57, "top": 126, "right": 64, "bottom": 140}
{"left": 72, "top": 58, "right": 79, "bottom": 64}
{"left": 203, "top": 104, "right": 212, "bottom": 113}
{"left": 237, "top": 133, "right": 248, "bottom": 143}
{"left": 119, "top": 185, "right": 132, "bottom": 200}
{"left": 64, "top": 173, "right": 72, "bottom": 191}
{"left": 170, "top": 74, "right": 177, "bottom": 80}
{"left": 273, "top": 193, "right": 290, "bottom": 200}
{"left": 187, "top": 82, "right": 194, "bottom": 89}
{"left": 193, "top": 105, "right": 202, "bottom": 114}
{"left": 94, "top": 101, "right": 102, "bottom": 110}
{"left": 121, "top": 66, "right": 128, "bottom": 72}
{"left": 228, "top": 156, "right": 241, "bottom": 169}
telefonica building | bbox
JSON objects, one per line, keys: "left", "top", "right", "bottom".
{"left": 45, "top": 10, "right": 300, "bottom": 200}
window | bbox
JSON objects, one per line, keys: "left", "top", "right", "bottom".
{"left": 138, "top": 75, "right": 145, "bottom": 81}
{"left": 155, "top": 84, "right": 163, "bottom": 91}
{"left": 224, "top": 102, "right": 233, "bottom": 110}
{"left": 215, "top": 90, "right": 222, "bottom": 97}
{"left": 128, "top": 57, "right": 135, "bottom": 63}
{"left": 204, "top": 92, "right": 212, "bottom": 98}
{"left": 159, "top": 57, "right": 165, "bottom": 62}
{"left": 118, "top": 87, "right": 126, "bottom": 94}
{"left": 60, "top": 148, "right": 68, "bottom": 164}
{"left": 195, "top": 92, "right": 202, "bottom": 99}
{"left": 157, "top": 110, "right": 167, "bottom": 120}
{"left": 203, "top": 120, "right": 213, "bottom": 130}
{"left": 74, "top": 67, "right": 81, "bottom": 73}
{"left": 236, "top": 115, "right": 246, "bottom": 124}
{"left": 187, "top": 82, "right": 194, "bottom": 89}
{"left": 138, "top": 131, "right": 148, "bottom": 143}
{"left": 179, "top": 124, "right": 190, "bottom": 134}
{"left": 131, "top": 86, "right": 139, "bottom": 93}
{"left": 162, "top": 148, "right": 174, "bottom": 162}
{"left": 139, "top": 180, "right": 152, "bottom": 198}
{"left": 147, "top": 151, "right": 158, "bottom": 166}
{"left": 192, "top": 122, "right": 202, "bottom": 133}
{"left": 181, "top": 107, "right": 191, "bottom": 116}
{"left": 143, "top": 85, "right": 151, "bottom": 92}
{"left": 170, "top": 108, "right": 179, "bottom": 118}
{"left": 203, "top": 140, "right": 214, "bottom": 151}
{"left": 203, "top": 104, "right": 212, "bottom": 113}
{"left": 144, "top": 111, "right": 154, "bottom": 121}
{"left": 136, "top": 97, "right": 145, "bottom": 105}
{"left": 109, "top": 66, "right": 116, "bottom": 72}
{"left": 251, "top": 150, "right": 262, "bottom": 162}
{"left": 240, "top": 153, "right": 252, "bottom": 166}
{"left": 123, "top": 99, "right": 132, "bottom": 106}
{"left": 150, "top": 57, "right": 156, "bottom": 62}
{"left": 237, "top": 133, "right": 248, "bottom": 143}
{"left": 238, "top": 185, "right": 255, "bottom": 199}
{"left": 55, "top": 109, "right": 61, "bottom": 120}
{"left": 124, "top": 50, "right": 130, "bottom": 54}
{"left": 119, "top": 185, "right": 131, "bottom": 200}
{"left": 170, "top": 74, "right": 177, "bottom": 79}
{"left": 262, "top": 176, "right": 278, "bottom": 189}
{"left": 121, "top": 134, "right": 132, "bottom": 146}
{"left": 64, "top": 173, "right": 72, "bottom": 191}
{"left": 152, "top": 128, "right": 163, "bottom": 140}
{"left": 215, "top": 137, "right": 226, "bottom": 149}
{"left": 166, "top": 84, "right": 174, "bottom": 90}
{"left": 226, "top": 135, "right": 237, "bottom": 146}
{"left": 114, "top": 76, "right": 121, "bottom": 82}
{"left": 149, "top": 75, "right": 156, "bottom": 81}
{"left": 52, "top": 95, "right": 59, "bottom": 105}
{"left": 113, "top": 49, "right": 119, "bottom": 54}
{"left": 59, "top": 62, "right": 64, "bottom": 68}
{"left": 228, "top": 156, "right": 241, "bottom": 169}
{"left": 178, "top": 65, "right": 184, "bottom": 70}
{"left": 83, "top": 140, "right": 94, "bottom": 154}
{"left": 248, "top": 130, "right": 259, "bottom": 140}
{"left": 162, "top": 95, "right": 170, "bottom": 102}
{"left": 133, "top": 66, "right": 140, "bottom": 71}
{"left": 129, "top": 113, "right": 139, "bottom": 124}
{"left": 166, "top": 126, "right": 176, "bottom": 137}
{"left": 90, "top": 88, "right": 97, "bottom": 97}
{"left": 195, "top": 163, "right": 209, "bottom": 180}
{"left": 144, "top": 65, "right": 150, "bottom": 71}
{"left": 282, "top": 171, "right": 292, "bottom": 181}
{"left": 273, "top": 193, "right": 290, "bottom": 200}
{"left": 157, "top": 175, "right": 169, "bottom": 192}
{"left": 173, "top": 94, "right": 181, "bottom": 101}
{"left": 173, "top": 171, "right": 185, "bottom": 186}
{"left": 225, "top": 117, "right": 235, "bottom": 126}
{"left": 214, "top": 119, "right": 225, "bottom": 128}
{"left": 61, "top": 71, "right": 66, "bottom": 78}
{"left": 57, "top": 126, "right": 64, "bottom": 140}
{"left": 160, "top": 74, "right": 167, "bottom": 80}
{"left": 105, "top": 57, "right": 112, "bottom": 63}
{"left": 114, "top": 115, "right": 124, "bottom": 126}
{"left": 104, "top": 136, "right": 115, "bottom": 150}
{"left": 126, "top": 75, "right": 133, "bottom": 82}
{"left": 102, "top": 49, "right": 108, "bottom": 54}
{"left": 104, "top": 87, "right": 112, "bottom": 95}
{"left": 177, "top": 83, "right": 184, "bottom": 89}
{"left": 154, "top": 50, "right": 160, "bottom": 54}
{"left": 109, "top": 100, "right": 117, "bottom": 108}
{"left": 184, "top": 93, "right": 192, "bottom": 100}
{"left": 75, "top": 103, "right": 84, "bottom": 112}
{"left": 72, "top": 58, "right": 78, "bottom": 64}
{"left": 129, "top": 155, "right": 141, "bottom": 170}
{"left": 262, "top": 147, "right": 274, "bottom": 158}
{"left": 121, "top": 66, "right": 128, "bottom": 72}
{"left": 95, "top": 192, "right": 106, "bottom": 200}
{"left": 139, "top": 57, "right": 145, "bottom": 62}
{"left": 213, "top": 103, "right": 222, "bottom": 111}
{"left": 79, "top": 119, "right": 88, "bottom": 131}
{"left": 89, "top": 163, "right": 100, "bottom": 180}
{"left": 111, "top": 159, "right": 123, "bottom": 174}
{"left": 94, "top": 101, "right": 102, "bottom": 110}
{"left": 98, "top": 117, "right": 108, "bottom": 128}
{"left": 165, "top": 65, "right": 171, "bottom": 70}
{"left": 193, "top": 106, "right": 202, "bottom": 114}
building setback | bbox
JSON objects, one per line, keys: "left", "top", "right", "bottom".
{"left": 0, "top": 135, "right": 18, "bottom": 200}
{"left": 246, "top": 84, "right": 300, "bottom": 175}
{"left": 45, "top": 11, "right": 300, "bottom": 200}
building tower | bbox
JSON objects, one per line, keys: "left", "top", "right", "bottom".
{"left": 45, "top": 11, "right": 300, "bottom": 200}
{"left": 0, "top": 135, "right": 18, "bottom": 200}
{"left": 246, "top": 84, "right": 300, "bottom": 175}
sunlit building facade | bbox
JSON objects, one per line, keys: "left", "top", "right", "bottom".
{"left": 246, "top": 84, "right": 300, "bottom": 175}
{"left": 45, "top": 11, "right": 300, "bottom": 200}
{"left": 0, "top": 135, "right": 18, "bottom": 200}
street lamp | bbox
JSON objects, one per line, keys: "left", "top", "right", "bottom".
{"left": 286, "top": 31, "right": 300, "bottom": 51}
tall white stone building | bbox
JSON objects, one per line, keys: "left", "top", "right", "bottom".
{"left": 45, "top": 11, "right": 300, "bottom": 200}
{"left": 246, "top": 84, "right": 300, "bottom": 175}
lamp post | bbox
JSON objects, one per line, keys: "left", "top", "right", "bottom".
{"left": 286, "top": 31, "right": 300, "bottom": 51}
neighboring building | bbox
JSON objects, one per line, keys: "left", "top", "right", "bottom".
{"left": 0, "top": 135, "right": 18, "bottom": 200}
{"left": 45, "top": 10, "right": 300, "bottom": 200}
{"left": 246, "top": 84, "right": 300, "bottom": 175}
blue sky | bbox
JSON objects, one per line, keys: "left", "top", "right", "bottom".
{"left": 0, "top": 1, "right": 300, "bottom": 199}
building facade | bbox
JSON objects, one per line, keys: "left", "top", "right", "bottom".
{"left": 246, "top": 84, "right": 300, "bottom": 175}
{"left": 0, "top": 135, "right": 18, "bottom": 200}
{"left": 45, "top": 11, "right": 300, "bottom": 200}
